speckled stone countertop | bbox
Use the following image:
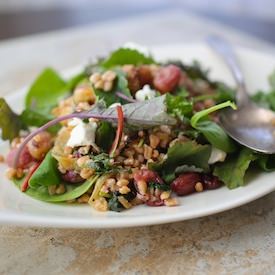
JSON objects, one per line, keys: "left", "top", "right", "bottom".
{"left": 0, "top": 10, "right": 274, "bottom": 275}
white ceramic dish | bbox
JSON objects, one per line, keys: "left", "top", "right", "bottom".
{"left": 1, "top": 43, "right": 275, "bottom": 228}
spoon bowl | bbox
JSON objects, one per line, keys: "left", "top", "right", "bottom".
{"left": 207, "top": 35, "right": 275, "bottom": 154}
{"left": 220, "top": 103, "right": 275, "bottom": 153}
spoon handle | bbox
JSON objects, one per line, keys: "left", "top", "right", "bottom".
{"left": 206, "top": 35, "right": 250, "bottom": 106}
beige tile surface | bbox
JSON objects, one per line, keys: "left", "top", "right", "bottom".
{"left": 0, "top": 10, "right": 274, "bottom": 275}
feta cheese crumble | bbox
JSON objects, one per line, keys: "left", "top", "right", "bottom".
{"left": 208, "top": 147, "right": 227, "bottom": 164}
{"left": 135, "top": 85, "right": 156, "bottom": 101}
{"left": 66, "top": 118, "right": 97, "bottom": 148}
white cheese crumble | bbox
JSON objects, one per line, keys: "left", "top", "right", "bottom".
{"left": 208, "top": 147, "right": 227, "bottom": 164}
{"left": 135, "top": 85, "right": 156, "bottom": 101}
{"left": 66, "top": 118, "right": 97, "bottom": 148}
{"left": 109, "top": 102, "right": 121, "bottom": 108}
{"left": 123, "top": 42, "right": 150, "bottom": 56}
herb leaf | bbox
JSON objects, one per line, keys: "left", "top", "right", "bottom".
{"left": 0, "top": 98, "right": 24, "bottom": 141}
{"left": 213, "top": 148, "right": 256, "bottom": 189}
{"left": 166, "top": 94, "right": 193, "bottom": 120}
{"left": 101, "top": 48, "right": 155, "bottom": 68}
{"left": 88, "top": 153, "right": 113, "bottom": 174}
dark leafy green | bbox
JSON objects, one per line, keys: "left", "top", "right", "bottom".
{"left": 95, "top": 121, "right": 115, "bottom": 151}
{"left": 149, "top": 141, "right": 211, "bottom": 182}
{"left": 213, "top": 148, "right": 256, "bottom": 189}
{"left": 0, "top": 98, "right": 24, "bottom": 141}
{"left": 29, "top": 151, "right": 61, "bottom": 188}
{"left": 101, "top": 48, "right": 155, "bottom": 68}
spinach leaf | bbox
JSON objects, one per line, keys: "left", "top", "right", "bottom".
{"left": 20, "top": 109, "right": 60, "bottom": 133}
{"left": 166, "top": 94, "right": 193, "bottom": 120}
{"left": 101, "top": 48, "right": 155, "bottom": 68}
{"left": 213, "top": 148, "right": 256, "bottom": 189}
{"left": 24, "top": 68, "right": 85, "bottom": 128}
{"left": 190, "top": 101, "right": 237, "bottom": 153}
{"left": 95, "top": 121, "right": 115, "bottom": 151}
{"left": 13, "top": 175, "right": 99, "bottom": 202}
{"left": 29, "top": 151, "right": 61, "bottom": 188}
{"left": 149, "top": 141, "right": 211, "bottom": 182}
{"left": 25, "top": 68, "right": 67, "bottom": 111}
{"left": 0, "top": 98, "right": 24, "bottom": 141}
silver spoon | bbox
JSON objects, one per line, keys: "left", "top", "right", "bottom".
{"left": 206, "top": 35, "right": 275, "bottom": 154}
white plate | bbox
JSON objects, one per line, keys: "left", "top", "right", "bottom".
{"left": 1, "top": 43, "right": 275, "bottom": 228}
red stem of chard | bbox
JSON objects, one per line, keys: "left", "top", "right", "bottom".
{"left": 13, "top": 112, "right": 118, "bottom": 168}
{"left": 109, "top": 106, "right": 124, "bottom": 158}
{"left": 21, "top": 162, "right": 41, "bottom": 192}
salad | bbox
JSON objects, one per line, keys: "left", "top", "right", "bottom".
{"left": 1, "top": 44, "right": 275, "bottom": 212}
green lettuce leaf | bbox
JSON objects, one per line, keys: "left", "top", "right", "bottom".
{"left": 149, "top": 141, "right": 211, "bottom": 182}
{"left": 0, "top": 98, "right": 24, "bottom": 141}
{"left": 213, "top": 148, "right": 256, "bottom": 189}
{"left": 101, "top": 48, "right": 155, "bottom": 68}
